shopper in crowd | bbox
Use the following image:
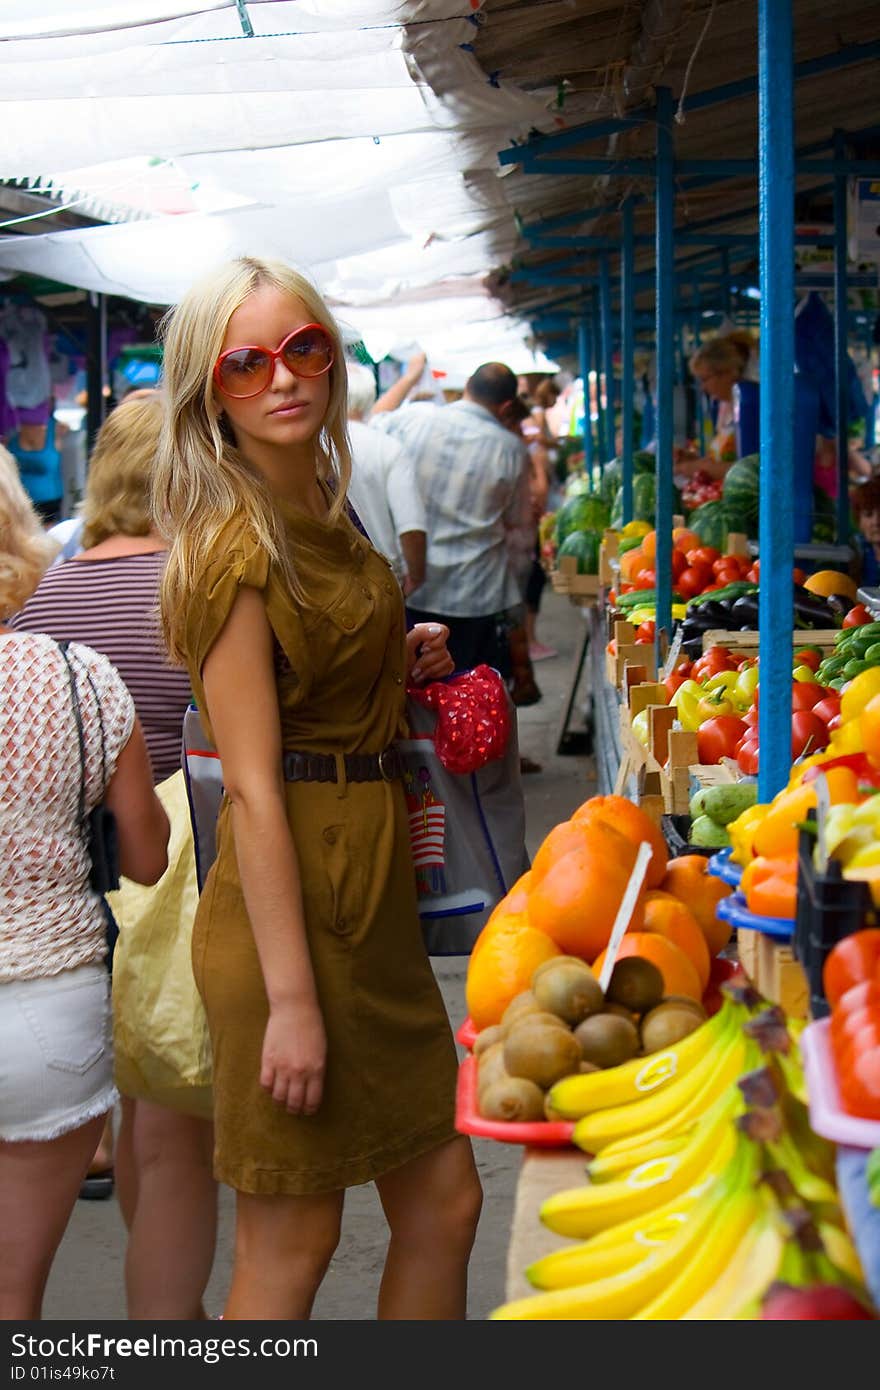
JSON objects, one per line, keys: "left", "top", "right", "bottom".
{"left": 11, "top": 392, "right": 215, "bottom": 1321}
{"left": 6, "top": 403, "right": 68, "bottom": 524}
{"left": 0, "top": 447, "right": 169, "bottom": 1319}
{"left": 371, "top": 361, "right": 534, "bottom": 679}
{"left": 345, "top": 362, "right": 426, "bottom": 596}
{"left": 370, "top": 350, "right": 429, "bottom": 414}
{"left": 851, "top": 475, "right": 880, "bottom": 585}
{"left": 515, "top": 383, "right": 556, "bottom": 663}
{"left": 152, "top": 255, "right": 482, "bottom": 1320}
{"left": 677, "top": 335, "right": 755, "bottom": 480}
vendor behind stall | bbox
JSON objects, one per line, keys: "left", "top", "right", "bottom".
{"left": 675, "top": 334, "right": 756, "bottom": 482}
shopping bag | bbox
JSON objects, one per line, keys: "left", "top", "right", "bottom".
{"left": 107, "top": 769, "right": 213, "bottom": 1119}
{"left": 401, "top": 680, "right": 530, "bottom": 955}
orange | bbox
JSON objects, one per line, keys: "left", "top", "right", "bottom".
{"left": 465, "top": 923, "right": 560, "bottom": 1029}
{"left": 619, "top": 548, "right": 646, "bottom": 582}
{"left": 572, "top": 794, "right": 668, "bottom": 889}
{"left": 593, "top": 933, "right": 703, "bottom": 1002}
{"left": 802, "top": 569, "right": 857, "bottom": 601}
{"left": 672, "top": 527, "right": 700, "bottom": 552}
{"left": 640, "top": 891, "right": 710, "bottom": 991}
{"left": 640, "top": 530, "right": 657, "bottom": 562}
{"left": 530, "top": 820, "right": 592, "bottom": 884}
{"left": 661, "top": 858, "right": 733, "bottom": 956}
{"left": 527, "top": 835, "right": 645, "bottom": 962}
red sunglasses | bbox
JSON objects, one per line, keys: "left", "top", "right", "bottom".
{"left": 213, "top": 323, "right": 335, "bottom": 399}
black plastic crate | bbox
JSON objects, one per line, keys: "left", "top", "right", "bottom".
{"left": 661, "top": 813, "right": 715, "bottom": 861}
{"left": 794, "top": 815, "right": 875, "bottom": 1019}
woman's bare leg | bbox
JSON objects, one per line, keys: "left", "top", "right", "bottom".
{"left": 224, "top": 1189, "right": 344, "bottom": 1320}
{"left": 375, "top": 1136, "right": 482, "bottom": 1320}
{"left": 0, "top": 1115, "right": 107, "bottom": 1319}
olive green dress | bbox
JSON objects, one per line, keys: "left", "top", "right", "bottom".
{"left": 186, "top": 502, "right": 459, "bottom": 1195}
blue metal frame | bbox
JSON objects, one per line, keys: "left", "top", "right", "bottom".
{"left": 834, "top": 128, "right": 851, "bottom": 544}
{"left": 621, "top": 198, "right": 636, "bottom": 524}
{"left": 655, "top": 86, "right": 675, "bottom": 659}
{"left": 757, "top": 0, "right": 796, "bottom": 802}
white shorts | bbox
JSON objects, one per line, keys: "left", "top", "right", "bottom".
{"left": 0, "top": 963, "right": 117, "bottom": 1142}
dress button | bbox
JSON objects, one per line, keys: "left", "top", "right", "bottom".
{"left": 383, "top": 582, "right": 394, "bottom": 595}
{"left": 361, "top": 585, "right": 370, "bottom": 597}
{"left": 393, "top": 674, "right": 403, "bottom": 685}
{"left": 323, "top": 828, "right": 337, "bottom": 845}
{"left": 342, "top": 616, "right": 355, "bottom": 630}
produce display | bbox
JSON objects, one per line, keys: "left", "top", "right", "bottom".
{"left": 824, "top": 930, "right": 880, "bottom": 1121}
{"left": 491, "top": 991, "right": 875, "bottom": 1319}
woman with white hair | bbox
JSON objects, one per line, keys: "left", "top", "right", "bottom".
{"left": 0, "top": 447, "right": 169, "bottom": 1318}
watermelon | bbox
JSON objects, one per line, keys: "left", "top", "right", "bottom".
{"left": 632, "top": 472, "right": 656, "bottom": 522}
{"left": 722, "top": 455, "right": 760, "bottom": 536}
{"left": 557, "top": 529, "right": 600, "bottom": 575}
{"left": 687, "top": 500, "right": 729, "bottom": 551}
{"left": 555, "top": 494, "right": 611, "bottom": 546}
{"left": 600, "top": 458, "right": 622, "bottom": 506}
{"left": 564, "top": 473, "right": 592, "bottom": 500}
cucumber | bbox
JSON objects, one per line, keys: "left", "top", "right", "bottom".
{"left": 689, "top": 783, "right": 759, "bottom": 827}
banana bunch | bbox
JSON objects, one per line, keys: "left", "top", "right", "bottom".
{"left": 491, "top": 998, "right": 872, "bottom": 1320}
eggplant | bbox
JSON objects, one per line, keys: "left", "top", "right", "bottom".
{"left": 688, "top": 599, "right": 733, "bottom": 627}
{"left": 730, "top": 594, "right": 761, "bottom": 628}
{"left": 793, "top": 587, "right": 835, "bottom": 627}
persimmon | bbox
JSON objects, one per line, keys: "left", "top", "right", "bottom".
{"left": 465, "top": 924, "right": 560, "bottom": 1029}
{"left": 593, "top": 933, "right": 703, "bottom": 1002}
{"left": 527, "top": 836, "right": 645, "bottom": 961}
{"left": 530, "top": 820, "right": 592, "bottom": 884}
{"left": 571, "top": 794, "right": 668, "bottom": 889}
{"left": 641, "top": 890, "right": 711, "bottom": 991}
{"left": 661, "top": 857, "right": 733, "bottom": 956}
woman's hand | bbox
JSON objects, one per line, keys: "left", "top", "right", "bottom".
{"left": 260, "top": 998, "right": 327, "bottom": 1115}
{"left": 406, "top": 622, "right": 454, "bottom": 685}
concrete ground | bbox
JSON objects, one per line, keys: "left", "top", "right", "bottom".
{"left": 42, "top": 591, "right": 594, "bottom": 1321}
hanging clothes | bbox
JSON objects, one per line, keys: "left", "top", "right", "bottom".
{"left": 7, "top": 415, "right": 63, "bottom": 510}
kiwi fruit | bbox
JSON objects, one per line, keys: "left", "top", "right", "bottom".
{"left": 500, "top": 990, "right": 543, "bottom": 1032}
{"left": 503, "top": 1021, "right": 583, "bottom": 1089}
{"left": 531, "top": 954, "right": 592, "bottom": 985}
{"left": 505, "top": 1009, "right": 572, "bottom": 1040}
{"left": 661, "top": 994, "right": 708, "bottom": 1021}
{"left": 603, "top": 1001, "right": 641, "bottom": 1026}
{"left": 477, "top": 1041, "right": 509, "bottom": 1099}
{"left": 640, "top": 1002, "right": 704, "bottom": 1054}
{"left": 579, "top": 1060, "right": 601, "bottom": 1074}
{"left": 533, "top": 959, "right": 604, "bottom": 1025}
{"left": 605, "top": 957, "right": 665, "bottom": 1015}
{"left": 473, "top": 1024, "right": 506, "bottom": 1057}
{"left": 573, "top": 1012, "right": 641, "bottom": 1069}
{"left": 480, "top": 1076, "right": 546, "bottom": 1123}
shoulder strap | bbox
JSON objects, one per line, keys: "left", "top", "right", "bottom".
{"left": 57, "top": 640, "right": 87, "bottom": 830}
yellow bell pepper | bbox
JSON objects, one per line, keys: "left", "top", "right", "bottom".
{"left": 728, "top": 802, "right": 770, "bottom": 865}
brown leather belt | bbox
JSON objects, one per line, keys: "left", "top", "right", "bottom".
{"left": 282, "top": 747, "right": 403, "bottom": 783}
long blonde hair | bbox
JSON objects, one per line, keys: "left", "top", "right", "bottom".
{"left": 153, "top": 256, "right": 351, "bottom": 664}
{"left": 0, "top": 445, "right": 58, "bottom": 617}
{"left": 81, "top": 392, "right": 163, "bottom": 547}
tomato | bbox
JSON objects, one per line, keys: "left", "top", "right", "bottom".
{"left": 635, "top": 620, "right": 656, "bottom": 643}
{"left": 794, "top": 647, "right": 822, "bottom": 673}
{"left": 692, "top": 649, "right": 737, "bottom": 681}
{"left": 713, "top": 565, "right": 743, "bottom": 588}
{"left": 672, "top": 527, "right": 700, "bottom": 552}
{"left": 791, "top": 710, "right": 830, "bottom": 759}
{"left": 686, "top": 546, "right": 721, "bottom": 569}
{"left": 823, "top": 929, "right": 880, "bottom": 1008}
{"left": 736, "top": 734, "right": 760, "bottom": 775}
{"left": 834, "top": 980, "right": 880, "bottom": 1020}
{"left": 843, "top": 604, "right": 871, "bottom": 629}
{"left": 671, "top": 548, "right": 688, "bottom": 580}
{"left": 634, "top": 569, "right": 656, "bottom": 589}
{"left": 697, "top": 714, "right": 749, "bottom": 764}
{"left": 676, "top": 565, "right": 712, "bottom": 600}
{"left": 664, "top": 669, "right": 690, "bottom": 699}
{"left": 812, "top": 695, "right": 842, "bottom": 725}
{"left": 792, "top": 567, "right": 807, "bottom": 586}
{"left": 742, "top": 705, "right": 759, "bottom": 728}
{"left": 746, "top": 561, "right": 760, "bottom": 583}
{"left": 839, "top": 1046, "right": 880, "bottom": 1121}
{"left": 791, "top": 681, "right": 830, "bottom": 711}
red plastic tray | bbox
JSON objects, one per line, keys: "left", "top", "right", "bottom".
{"left": 454, "top": 1054, "right": 577, "bottom": 1147}
{"left": 801, "top": 1018, "right": 880, "bottom": 1150}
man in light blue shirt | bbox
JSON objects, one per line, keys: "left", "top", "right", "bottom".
{"left": 371, "top": 362, "right": 532, "bottom": 677}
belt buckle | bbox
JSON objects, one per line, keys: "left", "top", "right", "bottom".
{"left": 378, "top": 747, "right": 396, "bottom": 781}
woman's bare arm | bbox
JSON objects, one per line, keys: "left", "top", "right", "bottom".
{"left": 104, "top": 717, "right": 170, "bottom": 885}
{"left": 201, "top": 586, "right": 325, "bottom": 1116}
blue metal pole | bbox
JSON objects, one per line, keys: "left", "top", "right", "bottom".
{"left": 834, "top": 129, "right": 851, "bottom": 544}
{"left": 621, "top": 198, "right": 635, "bottom": 524}
{"left": 578, "top": 315, "right": 594, "bottom": 483}
{"left": 655, "top": 86, "right": 675, "bottom": 661}
{"left": 599, "top": 253, "right": 616, "bottom": 465}
{"left": 757, "top": 0, "right": 796, "bottom": 802}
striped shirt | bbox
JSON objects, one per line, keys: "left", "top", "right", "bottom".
{"left": 371, "top": 399, "right": 532, "bottom": 617}
{"left": 10, "top": 552, "right": 192, "bottom": 784}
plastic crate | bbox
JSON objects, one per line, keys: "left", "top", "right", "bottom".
{"left": 793, "top": 816, "right": 875, "bottom": 1020}
{"left": 661, "top": 813, "right": 714, "bottom": 861}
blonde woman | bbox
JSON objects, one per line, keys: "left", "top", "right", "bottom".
{"left": 154, "top": 256, "right": 482, "bottom": 1321}
{"left": 678, "top": 335, "right": 755, "bottom": 479}
{"left": 13, "top": 392, "right": 216, "bottom": 1321}
{"left": 0, "top": 448, "right": 169, "bottom": 1319}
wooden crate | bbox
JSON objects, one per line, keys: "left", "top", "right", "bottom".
{"left": 701, "top": 628, "right": 839, "bottom": 654}
{"left": 736, "top": 928, "right": 809, "bottom": 1019}
{"left": 550, "top": 555, "right": 601, "bottom": 604}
